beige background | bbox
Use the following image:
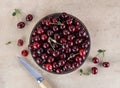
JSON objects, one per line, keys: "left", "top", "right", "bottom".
{"left": 0, "top": 0, "right": 120, "bottom": 88}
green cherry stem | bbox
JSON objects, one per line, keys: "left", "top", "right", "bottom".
{"left": 79, "top": 69, "right": 91, "bottom": 76}
{"left": 48, "top": 37, "right": 55, "bottom": 51}
{"left": 96, "top": 49, "right": 106, "bottom": 57}
{"left": 50, "top": 21, "right": 62, "bottom": 25}
{"left": 49, "top": 37, "right": 62, "bottom": 45}
{"left": 67, "top": 53, "right": 79, "bottom": 60}
{"left": 12, "top": 9, "right": 21, "bottom": 16}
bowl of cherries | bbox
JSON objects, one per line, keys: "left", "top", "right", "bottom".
{"left": 29, "top": 12, "right": 91, "bottom": 74}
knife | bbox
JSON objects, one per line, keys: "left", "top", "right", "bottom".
{"left": 18, "top": 56, "right": 52, "bottom": 88}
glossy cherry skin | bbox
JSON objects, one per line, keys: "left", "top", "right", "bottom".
{"left": 102, "top": 62, "right": 110, "bottom": 68}
{"left": 92, "top": 57, "right": 99, "bottom": 64}
{"left": 21, "top": 50, "right": 28, "bottom": 57}
{"left": 26, "top": 14, "right": 33, "bottom": 21}
{"left": 91, "top": 67, "right": 98, "bottom": 75}
{"left": 17, "top": 39, "right": 24, "bottom": 46}
{"left": 17, "top": 22, "right": 25, "bottom": 29}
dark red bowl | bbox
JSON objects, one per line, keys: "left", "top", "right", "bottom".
{"left": 29, "top": 12, "right": 91, "bottom": 74}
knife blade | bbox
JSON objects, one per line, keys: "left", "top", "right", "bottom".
{"left": 18, "top": 56, "right": 52, "bottom": 88}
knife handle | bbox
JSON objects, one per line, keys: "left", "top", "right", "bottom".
{"left": 38, "top": 80, "right": 52, "bottom": 88}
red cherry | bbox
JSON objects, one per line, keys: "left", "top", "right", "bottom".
{"left": 48, "top": 56, "right": 54, "bottom": 63}
{"left": 102, "top": 62, "right": 110, "bottom": 68}
{"left": 91, "top": 67, "right": 98, "bottom": 75}
{"left": 26, "top": 14, "right": 33, "bottom": 21}
{"left": 45, "top": 20, "right": 51, "bottom": 26}
{"left": 69, "top": 25, "right": 75, "bottom": 32}
{"left": 52, "top": 62, "right": 59, "bottom": 68}
{"left": 79, "top": 49, "right": 86, "bottom": 56}
{"left": 45, "top": 64, "right": 52, "bottom": 71}
{"left": 17, "top": 22, "right": 25, "bottom": 29}
{"left": 92, "top": 57, "right": 99, "bottom": 64}
{"left": 41, "top": 34, "right": 48, "bottom": 40}
{"left": 37, "top": 28, "right": 44, "bottom": 34}
{"left": 75, "top": 56, "right": 82, "bottom": 62}
{"left": 17, "top": 39, "right": 24, "bottom": 46}
{"left": 21, "top": 50, "right": 28, "bottom": 57}
{"left": 33, "top": 42, "right": 40, "bottom": 49}
{"left": 60, "top": 38, "right": 67, "bottom": 44}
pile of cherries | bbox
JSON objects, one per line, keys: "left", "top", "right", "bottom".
{"left": 28, "top": 12, "right": 90, "bottom": 74}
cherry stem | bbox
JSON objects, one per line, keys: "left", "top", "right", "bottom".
{"left": 48, "top": 37, "right": 62, "bottom": 51}
{"left": 49, "top": 37, "right": 62, "bottom": 45}
{"left": 5, "top": 41, "right": 12, "bottom": 45}
{"left": 12, "top": 9, "right": 21, "bottom": 16}
{"left": 48, "top": 37, "right": 55, "bottom": 51}
{"left": 96, "top": 49, "right": 106, "bottom": 62}
{"left": 50, "top": 21, "right": 62, "bottom": 25}
{"left": 96, "top": 49, "right": 106, "bottom": 57}
{"left": 67, "top": 53, "right": 79, "bottom": 60}
{"left": 95, "top": 53, "right": 100, "bottom": 57}
{"left": 79, "top": 69, "right": 90, "bottom": 76}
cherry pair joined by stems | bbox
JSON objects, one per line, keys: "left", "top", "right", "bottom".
{"left": 12, "top": 9, "right": 33, "bottom": 29}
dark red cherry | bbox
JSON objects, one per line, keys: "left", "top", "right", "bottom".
{"left": 37, "top": 28, "right": 44, "bottom": 34}
{"left": 53, "top": 62, "right": 59, "bottom": 68}
{"left": 60, "top": 53, "right": 66, "bottom": 59}
{"left": 41, "top": 53, "right": 48, "bottom": 60}
{"left": 92, "top": 57, "right": 99, "bottom": 64}
{"left": 61, "top": 12, "right": 68, "bottom": 18}
{"left": 66, "top": 19, "right": 73, "bottom": 25}
{"left": 67, "top": 35, "right": 75, "bottom": 41}
{"left": 41, "top": 34, "right": 48, "bottom": 40}
{"left": 60, "top": 24, "right": 65, "bottom": 29}
{"left": 52, "top": 51, "right": 60, "bottom": 57}
{"left": 63, "top": 30, "right": 70, "bottom": 35}
{"left": 32, "top": 42, "right": 40, "bottom": 49}
{"left": 54, "top": 33, "right": 60, "bottom": 40}
{"left": 58, "top": 60, "right": 65, "bottom": 66}
{"left": 47, "top": 30, "right": 53, "bottom": 36}
{"left": 69, "top": 25, "right": 75, "bottom": 32}
{"left": 48, "top": 56, "right": 54, "bottom": 63}
{"left": 17, "top": 22, "right": 25, "bottom": 29}
{"left": 102, "top": 62, "right": 110, "bottom": 68}
{"left": 17, "top": 39, "right": 24, "bottom": 46}
{"left": 21, "top": 50, "right": 28, "bottom": 57}
{"left": 91, "top": 67, "right": 98, "bottom": 75}
{"left": 75, "top": 56, "right": 82, "bottom": 62}
{"left": 43, "top": 43, "right": 49, "bottom": 48}
{"left": 60, "top": 38, "right": 67, "bottom": 44}
{"left": 53, "top": 26, "right": 59, "bottom": 31}
{"left": 26, "top": 14, "right": 33, "bottom": 21}
{"left": 72, "top": 46, "right": 79, "bottom": 53}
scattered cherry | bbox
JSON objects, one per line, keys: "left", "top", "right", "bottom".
{"left": 91, "top": 67, "right": 98, "bottom": 75}
{"left": 17, "top": 22, "right": 25, "bottom": 29}
{"left": 102, "top": 62, "right": 110, "bottom": 68}
{"left": 17, "top": 39, "right": 24, "bottom": 46}
{"left": 21, "top": 49, "right": 28, "bottom": 57}
{"left": 92, "top": 57, "right": 99, "bottom": 64}
{"left": 26, "top": 14, "right": 33, "bottom": 21}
